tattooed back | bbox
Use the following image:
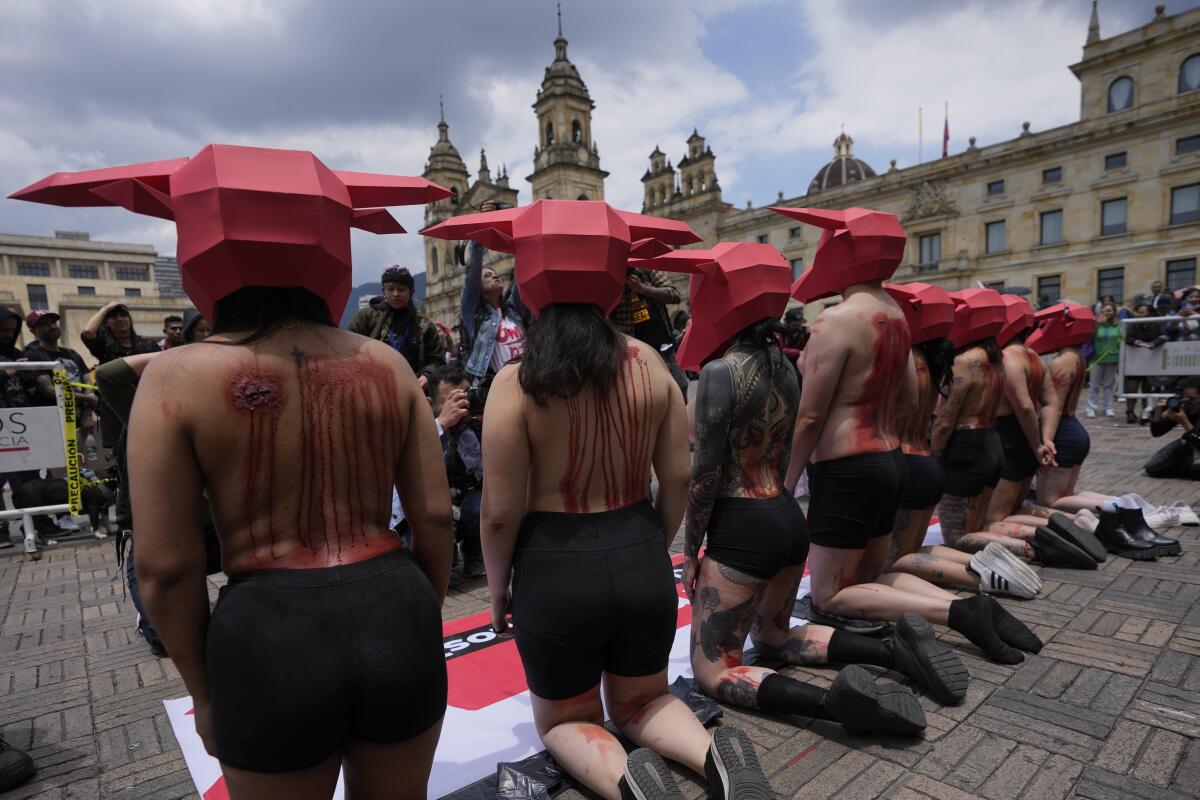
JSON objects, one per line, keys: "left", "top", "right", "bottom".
{"left": 139, "top": 328, "right": 425, "bottom": 574}
{"left": 940, "top": 346, "right": 1003, "bottom": 430}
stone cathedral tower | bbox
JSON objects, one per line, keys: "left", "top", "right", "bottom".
{"left": 526, "top": 8, "right": 608, "bottom": 200}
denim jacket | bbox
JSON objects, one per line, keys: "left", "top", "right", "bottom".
{"left": 461, "top": 241, "right": 527, "bottom": 381}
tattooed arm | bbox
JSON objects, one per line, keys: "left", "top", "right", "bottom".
{"left": 784, "top": 317, "right": 848, "bottom": 491}
{"left": 930, "top": 354, "right": 974, "bottom": 456}
{"left": 684, "top": 361, "right": 733, "bottom": 576}
{"left": 480, "top": 365, "right": 529, "bottom": 633}
{"left": 1003, "top": 349, "right": 1041, "bottom": 454}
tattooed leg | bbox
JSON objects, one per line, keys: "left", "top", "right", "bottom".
{"left": 958, "top": 531, "right": 1032, "bottom": 559}
{"left": 749, "top": 564, "right": 833, "bottom": 665}
{"left": 890, "top": 551, "right": 978, "bottom": 589}
{"left": 986, "top": 521, "right": 1036, "bottom": 540}
{"left": 936, "top": 494, "right": 970, "bottom": 549}
{"left": 966, "top": 489, "right": 994, "bottom": 534}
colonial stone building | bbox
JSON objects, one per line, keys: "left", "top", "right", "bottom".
{"left": 421, "top": 12, "right": 604, "bottom": 325}
{"left": 0, "top": 231, "right": 190, "bottom": 355}
{"left": 645, "top": 3, "right": 1200, "bottom": 316}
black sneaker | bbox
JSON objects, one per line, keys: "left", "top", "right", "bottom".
{"left": 820, "top": 665, "right": 926, "bottom": 736}
{"left": 1032, "top": 526, "right": 1097, "bottom": 569}
{"left": 0, "top": 735, "right": 35, "bottom": 791}
{"left": 888, "top": 613, "right": 968, "bottom": 705}
{"left": 704, "top": 726, "right": 773, "bottom": 800}
{"left": 1047, "top": 513, "right": 1106, "bottom": 563}
{"left": 794, "top": 595, "right": 889, "bottom": 635}
{"left": 620, "top": 749, "right": 685, "bottom": 800}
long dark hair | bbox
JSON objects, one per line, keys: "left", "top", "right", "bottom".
{"left": 210, "top": 287, "right": 335, "bottom": 346}
{"left": 917, "top": 336, "right": 955, "bottom": 397}
{"left": 518, "top": 303, "right": 625, "bottom": 406}
{"left": 731, "top": 317, "right": 788, "bottom": 373}
{"left": 955, "top": 335, "right": 1002, "bottom": 365}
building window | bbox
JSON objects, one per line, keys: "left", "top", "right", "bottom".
{"left": 919, "top": 233, "right": 941, "bottom": 267}
{"left": 1177, "top": 135, "right": 1200, "bottom": 155}
{"left": 1180, "top": 54, "right": 1200, "bottom": 93}
{"left": 1104, "top": 151, "right": 1126, "bottom": 170}
{"left": 1097, "top": 267, "right": 1125, "bottom": 302}
{"left": 1037, "top": 275, "right": 1062, "bottom": 306}
{"left": 1107, "top": 76, "right": 1134, "bottom": 112}
{"left": 985, "top": 220, "right": 1006, "bottom": 254}
{"left": 757, "top": 234, "right": 769, "bottom": 244}
{"left": 27, "top": 284, "right": 48, "bottom": 311}
{"left": 77, "top": 286, "right": 96, "bottom": 296}
{"left": 571, "top": 120, "right": 582, "bottom": 144}
{"left": 790, "top": 259, "right": 803, "bottom": 281}
{"left": 16, "top": 261, "right": 50, "bottom": 277}
{"left": 429, "top": 247, "right": 439, "bottom": 281}
{"left": 789, "top": 227, "right": 803, "bottom": 239}
{"left": 986, "top": 179, "right": 1005, "bottom": 196}
{"left": 984, "top": 281, "right": 1006, "bottom": 290}
{"left": 67, "top": 263, "right": 100, "bottom": 279}
{"left": 1042, "top": 166, "right": 1062, "bottom": 184}
{"left": 449, "top": 186, "right": 459, "bottom": 205}
{"left": 1171, "top": 184, "right": 1200, "bottom": 224}
{"left": 115, "top": 266, "right": 149, "bottom": 282}
{"left": 124, "top": 288, "right": 141, "bottom": 298}
{"left": 1039, "top": 209, "right": 1064, "bottom": 245}
{"left": 1101, "top": 198, "right": 1127, "bottom": 236}
{"left": 545, "top": 122, "right": 554, "bottom": 146}
{"left": 1167, "top": 258, "right": 1197, "bottom": 291}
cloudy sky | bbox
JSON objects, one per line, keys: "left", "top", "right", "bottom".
{"left": 0, "top": 0, "right": 1190, "bottom": 286}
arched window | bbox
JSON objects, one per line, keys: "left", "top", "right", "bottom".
{"left": 577, "top": 193, "right": 589, "bottom": 200}
{"left": 1181, "top": 55, "right": 1200, "bottom": 93}
{"left": 1107, "top": 76, "right": 1134, "bottom": 112}
{"left": 700, "top": 173, "right": 708, "bottom": 192}
{"left": 686, "top": 177, "right": 694, "bottom": 195}
{"left": 450, "top": 186, "right": 459, "bottom": 205}
{"left": 572, "top": 120, "right": 582, "bottom": 143}
{"left": 429, "top": 246, "right": 439, "bottom": 281}
{"left": 545, "top": 122, "right": 555, "bottom": 146}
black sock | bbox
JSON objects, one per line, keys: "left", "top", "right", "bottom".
{"left": 948, "top": 596, "right": 1023, "bottom": 664}
{"left": 987, "top": 597, "right": 1043, "bottom": 653}
{"left": 756, "top": 673, "right": 834, "bottom": 720}
{"left": 827, "top": 630, "right": 893, "bottom": 668}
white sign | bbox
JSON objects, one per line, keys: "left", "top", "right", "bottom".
{"left": 0, "top": 407, "right": 66, "bottom": 472}
{"left": 1123, "top": 340, "right": 1200, "bottom": 377}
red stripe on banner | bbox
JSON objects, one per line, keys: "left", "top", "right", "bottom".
{"left": 203, "top": 776, "right": 230, "bottom": 800}
{"left": 0, "top": 447, "right": 30, "bottom": 453}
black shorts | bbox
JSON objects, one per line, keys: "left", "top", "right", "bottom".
{"left": 941, "top": 428, "right": 1004, "bottom": 497}
{"left": 808, "top": 449, "right": 907, "bottom": 549}
{"left": 705, "top": 493, "right": 808, "bottom": 579}
{"left": 995, "top": 415, "right": 1038, "bottom": 481}
{"left": 900, "top": 453, "right": 945, "bottom": 510}
{"left": 1054, "top": 415, "right": 1091, "bottom": 468}
{"left": 207, "top": 548, "right": 446, "bottom": 773}
{"left": 512, "top": 500, "right": 677, "bottom": 700}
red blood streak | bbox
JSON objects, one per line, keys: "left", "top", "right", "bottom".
{"left": 230, "top": 372, "right": 284, "bottom": 557}
{"left": 854, "top": 314, "right": 910, "bottom": 450}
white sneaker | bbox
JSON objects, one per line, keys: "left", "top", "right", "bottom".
{"left": 971, "top": 543, "right": 1040, "bottom": 600}
{"left": 1086, "top": 409, "right": 1096, "bottom": 418}
{"left": 1105, "top": 409, "right": 1115, "bottom": 417}
{"left": 1073, "top": 509, "right": 1100, "bottom": 533}
{"left": 1167, "top": 501, "right": 1200, "bottom": 527}
{"left": 1122, "top": 494, "right": 1181, "bottom": 529}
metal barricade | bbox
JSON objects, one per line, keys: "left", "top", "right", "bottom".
{"left": 1116, "top": 316, "right": 1200, "bottom": 400}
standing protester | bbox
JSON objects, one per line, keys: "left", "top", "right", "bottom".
{"left": 610, "top": 264, "right": 689, "bottom": 398}
{"left": 159, "top": 315, "right": 185, "bottom": 350}
{"left": 1147, "top": 279, "right": 1172, "bottom": 311}
{"left": 1125, "top": 302, "right": 1165, "bottom": 423}
{"left": 80, "top": 301, "right": 159, "bottom": 450}
{"left": 1087, "top": 303, "right": 1121, "bottom": 417}
{"left": 459, "top": 202, "right": 529, "bottom": 386}
{"left": 181, "top": 309, "right": 212, "bottom": 344}
{"left": 348, "top": 265, "right": 444, "bottom": 376}
{"left": 429, "top": 200, "right": 777, "bottom": 800}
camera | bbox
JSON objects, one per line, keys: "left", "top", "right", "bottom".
{"left": 467, "top": 375, "right": 493, "bottom": 416}
{"left": 1167, "top": 395, "right": 1185, "bottom": 412}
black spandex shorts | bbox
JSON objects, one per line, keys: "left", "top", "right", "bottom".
{"left": 995, "top": 415, "right": 1039, "bottom": 481}
{"left": 1053, "top": 415, "right": 1091, "bottom": 468}
{"left": 512, "top": 500, "right": 677, "bottom": 700}
{"left": 941, "top": 428, "right": 1004, "bottom": 497}
{"left": 705, "top": 493, "right": 808, "bottom": 579}
{"left": 900, "top": 453, "right": 945, "bottom": 510}
{"left": 207, "top": 548, "right": 446, "bottom": 773}
{"left": 807, "top": 449, "right": 906, "bottom": 549}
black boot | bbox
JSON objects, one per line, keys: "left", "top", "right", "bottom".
{"left": 818, "top": 666, "right": 926, "bottom": 736}
{"left": 1047, "top": 513, "right": 1106, "bottom": 563}
{"left": 1032, "top": 526, "right": 1097, "bottom": 569}
{"left": 1120, "top": 508, "right": 1182, "bottom": 556}
{"left": 1095, "top": 509, "right": 1158, "bottom": 560}
{"left": 887, "top": 613, "right": 969, "bottom": 705}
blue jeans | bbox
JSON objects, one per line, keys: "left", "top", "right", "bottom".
{"left": 124, "top": 537, "right": 164, "bottom": 652}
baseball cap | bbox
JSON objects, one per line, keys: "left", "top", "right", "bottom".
{"left": 25, "top": 310, "right": 59, "bottom": 329}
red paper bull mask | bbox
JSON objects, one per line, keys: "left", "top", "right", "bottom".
{"left": 947, "top": 288, "right": 1006, "bottom": 348}
{"left": 1027, "top": 302, "right": 1098, "bottom": 354}
{"left": 421, "top": 199, "right": 699, "bottom": 314}
{"left": 629, "top": 242, "right": 791, "bottom": 371}
{"left": 769, "top": 206, "right": 906, "bottom": 302}
{"left": 884, "top": 282, "right": 955, "bottom": 345}
{"left": 996, "top": 294, "right": 1036, "bottom": 347}
{"left": 9, "top": 144, "right": 448, "bottom": 322}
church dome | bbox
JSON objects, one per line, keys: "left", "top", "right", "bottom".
{"left": 809, "top": 132, "right": 876, "bottom": 193}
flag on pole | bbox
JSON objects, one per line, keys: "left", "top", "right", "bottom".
{"left": 942, "top": 102, "right": 949, "bottom": 158}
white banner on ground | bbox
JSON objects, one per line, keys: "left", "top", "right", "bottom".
{"left": 167, "top": 521, "right": 944, "bottom": 799}
{"left": 0, "top": 406, "right": 67, "bottom": 472}
{"left": 1123, "top": 340, "right": 1200, "bottom": 377}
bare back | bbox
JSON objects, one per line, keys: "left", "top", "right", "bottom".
{"left": 143, "top": 328, "right": 428, "bottom": 574}
{"left": 1047, "top": 348, "right": 1085, "bottom": 417}
{"left": 804, "top": 291, "right": 912, "bottom": 461}
{"left": 995, "top": 343, "right": 1045, "bottom": 418}
{"left": 523, "top": 338, "right": 677, "bottom": 513}
{"left": 899, "top": 348, "right": 935, "bottom": 455}
{"left": 939, "top": 346, "right": 1003, "bottom": 430}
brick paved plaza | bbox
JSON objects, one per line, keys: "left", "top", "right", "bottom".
{"left": 2, "top": 413, "right": 1199, "bottom": 800}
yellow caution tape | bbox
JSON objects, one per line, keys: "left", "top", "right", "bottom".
{"left": 52, "top": 371, "right": 82, "bottom": 515}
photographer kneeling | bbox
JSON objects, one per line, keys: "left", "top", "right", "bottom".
{"left": 427, "top": 365, "right": 485, "bottom": 577}
{"left": 1144, "top": 377, "right": 1200, "bottom": 480}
